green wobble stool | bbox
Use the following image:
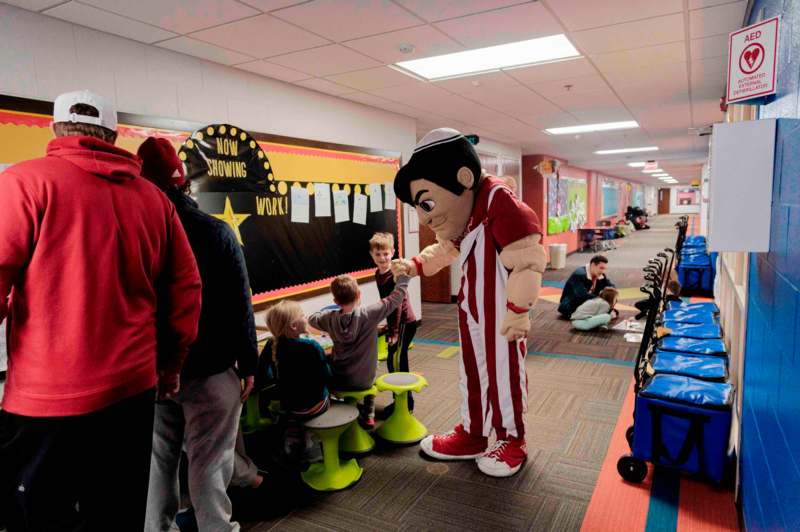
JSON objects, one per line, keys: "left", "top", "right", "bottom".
{"left": 377, "top": 334, "right": 389, "bottom": 362}
{"left": 375, "top": 372, "right": 429, "bottom": 444}
{"left": 332, "top": 386, "right": 378, "bottom": 454}
{"left": 240, "top": 391, "right": 276, "bottom": 434}
{"left": 301, "top": 403, "right": 363, "bottom": 491}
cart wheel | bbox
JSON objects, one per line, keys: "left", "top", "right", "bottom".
{"left": 625, "top": 426, "right": 634, "bottom": 449}
{"left": 617, "top": 455, "right": 647, "bottom": 483}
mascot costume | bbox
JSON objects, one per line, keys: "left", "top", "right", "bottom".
{"left": 392, "top": 128, "right": 546, "bottom": 477}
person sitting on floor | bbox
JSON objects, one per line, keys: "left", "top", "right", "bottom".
{"left": 308, "top": 273, "right": 409, "bottom": 428}
{"left": 558, "top": 255, "right": 615, "bottom": 319}
{"left": 571, "top": 287, "right": 619, "bottom": 331}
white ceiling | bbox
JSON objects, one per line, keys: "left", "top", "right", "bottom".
{"left": 7, "top": 0, "right": 747, "bottom": 183}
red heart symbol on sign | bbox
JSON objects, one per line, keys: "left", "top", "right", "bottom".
{"left": 744, "top": 48, "right": 760, "bottom": 68}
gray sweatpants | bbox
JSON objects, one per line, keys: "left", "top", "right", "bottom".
{"left": 145, "top": 368, "right": 242, "bottom": 532}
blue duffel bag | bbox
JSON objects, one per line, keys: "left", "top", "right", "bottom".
{"left": 632, "top": 374, "right": 733, "bottom": 483}
{"left": 666, "top": 301, "right": 719, "bottom": 314}
{"left": 684, "top": 235, "right": 707, "bottom": 246}
{"left": 650, "top": 350, "right": 728, "bottom": 381}
{"left": 661, "top": 321, "right": 722, "bottom": 339}
{"left": 658, "top": 336, "right": 726, "bottom": 355}
{"left": 662, "top": 309, "right": 719, "bottom": 324}
{"left": 678, "top": 264, "right": 713, "bottom": 292}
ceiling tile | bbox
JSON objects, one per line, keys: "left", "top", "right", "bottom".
{"left": 605, "top": 61, "right": 688, "bottom": 93}
{"left": 590, "top": 42, "right": 686, "bottom": 74}
{"left": 517, "top": 111, "right": 578, "bottom": 128}
{"left": 78, "top": 0, "right": 259, "bottom": 34}
{"left": 546, "top": 0, "right": 682, "bottom": 32}
{"left": 616, "top": 86, "right": 690, "bottom": 108}
{"left": 325, "top": 66, "right": 420, "bottom": 90}
{"left": 235, "top": 60, "right": 311, "bottom": 82}
{"left": 504, "top": 57, "right": 597, "bottom": 84}
{"left": 688, "top": 0, "right": 741, "bottom": 8}
{"left": 434, "top": 2, "right": 562, "bottom": 48}
{"left": 689, "top": 1, "right": 747, "bottom": 39}
{"left": 691, "top": 99, "right": 725, "bottom": 126}
{"left": 2, "top": 0, "right": 70, "bottom": 11}
{"left": 459, "top": 84, "right": 562, "bottom": 115}
{"left": 690, "top": 34, "right": 729, "bottom": 60}
{"left": 238, "top": 0, "right": 310, "bottom": 11}
{"left": 43, "top": 2, "right": 178, "bottom": 44}
{"left": 268, "top": 44, "right": 381, "bottom": 76}
{"left": 526, "top": 74, "right": 611, "bottom": 98}
{"left": 571, "top": 106, "right": 634, "bottom": 124}
{"left": 366, "top": 82, "right": 452, "bottom": 107}
{"left": 393, "top": 0, "right": 530, "bottom": 22}
{"left": 190, "top": 14, "right": 329, "bottom": 58}
{"left": 690, "top": 57, "right": 727, "bottom": 88}
{"left": 547, "top": 87, "right": 623, "bottom": 112}
{"left": 156, "top": 36, "right": 255, "bottom": 65}
{"left": 339, "top": 91, "right": 424, "bottom": 116}
{"left": 571, "top": 13, "right": 684, "bottom": 54}
{"left": 630, "top": 102, "right": 692, "bottom": 133}
{"left": 272, "top": 0, "right": 423, "bottom": 42}
{"left": 432, "top": 71, "right": 520, "bottom": 94}
{"left": 293, "top": 77, "right": 356, "bottom": 95}
{"left": 343, "top": 25, "right": 463, "bottom": 63}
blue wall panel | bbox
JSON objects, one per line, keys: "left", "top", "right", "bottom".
{"left": 741, "top": 3, "right": 800, "bottom": 528}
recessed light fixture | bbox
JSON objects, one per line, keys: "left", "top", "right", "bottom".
{"left": 394, "top": 34, "right": 580, "bottom": 81}
{"left": 544, "top": 120, "right": 639, "bottom": 135}
{"left": 642, "top": 168, "right": 663, "bottom": 173}
{"left": 628, "top": 162, "right": 647, "bottom": 168}
{"left": 594, "top": 146, "right": 658, "bottom": 155}
{"left": 652, "top": 173, "right": 670, "bottom": 177}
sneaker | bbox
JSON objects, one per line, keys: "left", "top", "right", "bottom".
{"left": 359, "top": 417, "right": 376, "bottom": 429}
{"left": 419, "top": 424, "right": 488, "bottom": 460}
{"left": 476, "top": 437, "right": 527, "bottom": 477}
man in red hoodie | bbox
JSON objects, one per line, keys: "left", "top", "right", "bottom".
{"left": 0, "top": 90, "right": 202, "bottom": 531}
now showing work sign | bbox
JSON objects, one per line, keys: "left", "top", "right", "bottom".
{"left": 727, "top": 16, "right": 779, "bottom": 104}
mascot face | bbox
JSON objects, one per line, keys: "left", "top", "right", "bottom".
{"left": 410, "top": 172, "right": 475, "bottom": 241}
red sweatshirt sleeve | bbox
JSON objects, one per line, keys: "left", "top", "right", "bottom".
{"left": 156, "top": 205, "right": 202, "bottom": 377}
{"left": 0, "top": 171, "right": 42, "bottom": 321}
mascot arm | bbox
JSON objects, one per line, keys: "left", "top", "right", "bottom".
{"left": 499, "top": 234, "right": 546, "bottom": 341}
{"left": 392, "top": 238, "right": 459, "bottom": 278}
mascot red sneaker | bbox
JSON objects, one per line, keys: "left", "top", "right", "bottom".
{"left": 392, "top": 128, "right": 545, "bottom": 478}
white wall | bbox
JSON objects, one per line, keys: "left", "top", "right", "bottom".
{"left": 669, "top": 186, "right": 702, "bottom": 214}
{"left": 0, "top": 3, "right": 421, "bottom": 319}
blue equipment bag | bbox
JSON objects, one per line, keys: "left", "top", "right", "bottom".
{"left": 651, "top": 351, "right": 728, "bottom": 381}
{"left": 658, "top": 336, "right": 726, "bottom": 356}
{"left": 678, "top": 264, "right": 713, "bottom": 292}
{"left": 683, "top": 235, "right": 706, "bottom": 247}
{"left": 662, "top": 309, "right": 719, "bottom": 324}
{"left": 661, "top": 321, "right": 723, "bottom": 339}
{"left": 633, "top": 375, "right": 733, "bottom": 483}
{"left": 666, "top": 301, "right": 719, "bottom": 314}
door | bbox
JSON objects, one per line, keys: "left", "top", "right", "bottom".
{"left": 418, "top": 225, "right": 452, "bottom": 303}
{"left": 658, "top": 188, "right": 671, "bottom": 214}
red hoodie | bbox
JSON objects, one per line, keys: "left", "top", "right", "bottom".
{"left": 0, "top": 136, "right": 202, "bottom": 417}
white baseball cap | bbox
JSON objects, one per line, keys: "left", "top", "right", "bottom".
{"left": 53, "top": 89, "right": 117, "bottom": 131}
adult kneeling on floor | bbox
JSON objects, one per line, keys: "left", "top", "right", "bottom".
{"left": 558, "top": 255, "right": 615, "bottom": 319}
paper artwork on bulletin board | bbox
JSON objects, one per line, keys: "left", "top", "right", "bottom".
{"left": 632, "top": 184, "right": 645, "bottom": 208}
{"left": 602, "top": 179, "right": 620, "bottom": 217}
{"left": 547, "top": 175, "right": 587, "bottom": 235}
{"left": 0, "top": 96, "right": 401, "bottom": 305}
{"left": 677, "top": 188, "right": 699, "bottom": 205}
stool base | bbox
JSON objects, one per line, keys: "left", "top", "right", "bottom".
{"left": 301, "top": 458, "right": 363, "bottom": 491}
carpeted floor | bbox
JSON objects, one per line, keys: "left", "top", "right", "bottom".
{"left": 235, "top": 215, "right": 684, "bottom": 531}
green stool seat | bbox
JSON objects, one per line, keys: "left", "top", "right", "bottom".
{"left": 301, "top": 403, "right": 363, "bottom": 491}
{"left": 333, "top": 386, "right": 378, "bottom": 454}
{"left": 375, "top": 372, "right": 428, "bottom": 444}
{"left": 240, "top": 391, "right": 278, "bottom": 434}
{"left": 377, "top": 334, "right": 388, "bottom": 362}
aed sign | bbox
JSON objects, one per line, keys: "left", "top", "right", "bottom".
{"left": 727, "top": 16, "right": 779, "bottom": 104}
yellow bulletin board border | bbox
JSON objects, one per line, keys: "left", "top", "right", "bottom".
{"left": 0, "top": 94, "right": 404, "bottom": 309}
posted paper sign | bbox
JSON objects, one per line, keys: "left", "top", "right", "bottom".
{"left": 333, "top": 190, "right": 349, "bottom": 223}
{"left": 727, "top": 16, "right": 779, "bottom": 104}
{"left": 384, "top": 184, "right": 396, "bottom": 209}
{"left": 353, "top": 193, "right": 368, "bottom": 225}
{"left": 368, "top": 184, "right": 383, "bottom": 212}
{"left": 291, "top": 186, "right": 310, "bottom": 223}
{"left": 314, "top": 183, "right": 331, "bottom": 217}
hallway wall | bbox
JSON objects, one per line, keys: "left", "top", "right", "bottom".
{"left": 740, "top": 1, "right": 800, "bottom": 530}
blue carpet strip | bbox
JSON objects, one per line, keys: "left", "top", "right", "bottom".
{"left": 644, "top": 466, "right": 681, "bottom": 532}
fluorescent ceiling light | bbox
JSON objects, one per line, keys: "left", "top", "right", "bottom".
{"left": 642, "top": 168, "right": 663, "bottom": 173}
{"left": 628, "top": 162, "right": 647, "bottom": 168}
{"left": 544, "top": 120, "right": 639, "bottom": 135}
{"left": 595, "top": 146, "right": 658, "bottom": 155}
{"left": 652, "top": 173, "right": 670, "bottom": 177}
{"left": 394, "top": 34, "right": 580, "bottom": 81}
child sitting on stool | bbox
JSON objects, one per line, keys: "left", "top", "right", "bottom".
{"left": 571, "top": 287, "right": 619, "bottom": 331}
{"left": 263, "top": 300, "right": 330, "bottom": 461}
{"left": 309, "top": 273, "right": 410, "bottom": 428}
{"left": 370, "top": 232, "right": 418, "bottom": 415}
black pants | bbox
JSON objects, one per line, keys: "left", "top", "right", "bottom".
{"left": 0, "top": 388, "right": 156, "bottom": 532}
{"left": 387, "top": 321, "right": 418, "bottom": 411}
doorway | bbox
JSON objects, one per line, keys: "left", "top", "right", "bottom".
{"left": 418, "top": 225, "right": 451, "bottom": 303}
{"left": 658, "top": 188, "right": 671, "bottom": 214}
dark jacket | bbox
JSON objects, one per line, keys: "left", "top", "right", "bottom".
{"left": 262, "top": 337, "right": 330, "bottom": 414}
{"left": 169, "top": 191, "right": 257, "bottom": 379}
{"left": 558, "top": 266, "right": 615, "bottom": 318}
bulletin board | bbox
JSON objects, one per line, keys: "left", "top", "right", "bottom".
{"left": 602, "top": 178, "right": 620, "bottom": 217}
{"left": 0, "top": 95, "right": 401, "bottom": 306}
{"left": 547, "top": 175, "right": 587, "bottom": 234}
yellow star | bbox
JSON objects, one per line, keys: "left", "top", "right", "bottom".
{"left": 212, "top": 196, "right": 250, "bottom": 246}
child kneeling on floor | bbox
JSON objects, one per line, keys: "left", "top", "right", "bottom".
{"left": 264, "top": 300, "right": 330, "bottom": 462}
{"left": 309, "top": 273, "right": 410, "bottom": 428}
{"left": 571, "top": 287, "right": 619, "bottom": 331}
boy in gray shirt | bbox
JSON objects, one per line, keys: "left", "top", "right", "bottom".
{"left": 309, "top": 273, "right": 410, "bottom": 426}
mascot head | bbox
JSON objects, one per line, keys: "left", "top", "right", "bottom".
{"left": 394, "top": 128, "right": 481, "bottom": 241}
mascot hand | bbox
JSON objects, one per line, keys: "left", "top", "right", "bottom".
{"left": 501, "top": 310, "right": 530, "bottom": 341}
{"left": 391, "top": 258, "right": 417, "bottom": 279}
